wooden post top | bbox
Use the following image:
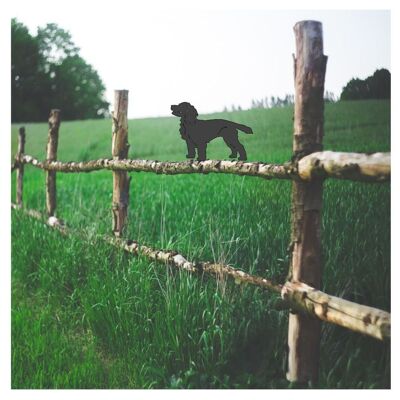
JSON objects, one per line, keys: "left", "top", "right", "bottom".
{"left": 49, "top": 109, "right": 61, "bottom": 129}
{"left": 18, "top": 127, "right": 26, "bottom": 153}
{"left": 112, "top": 90, "right": 129, "bottom": 159}
{"left": 293, "top": 20, "right": 326, "bottom": 156}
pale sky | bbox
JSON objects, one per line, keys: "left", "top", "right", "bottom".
{"left": 9, "top": 4, "right": 390, "bottom": 118}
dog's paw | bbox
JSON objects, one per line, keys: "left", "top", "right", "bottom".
{"left": 186, "top": 154, "right": 195, "bottom": 159}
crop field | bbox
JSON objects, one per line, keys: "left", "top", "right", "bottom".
{"left": 11, "top": 99, "right": 390, "bottom": 388}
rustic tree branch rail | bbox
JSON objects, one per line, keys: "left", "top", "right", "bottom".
{"left": 298, "top": 151, "right": 391, "bottom": 182}
{"left": 16, "top": 152, "right": 390, "bottom": 182}
{"left": 11, "top": 203, "right": 391, "bottom": 342}
{"left": 281, "top": 281, "right": 390, "bottom": 341}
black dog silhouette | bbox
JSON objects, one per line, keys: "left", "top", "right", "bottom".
{"left": 171, "top": 102, "right": 253, "bottom": 161}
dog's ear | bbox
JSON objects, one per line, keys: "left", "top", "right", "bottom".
{"left": 186, "top": 103, "right": 198, "bottom": 120}
{"left": 188, "top": 103, "right": 198, "bottom": 117}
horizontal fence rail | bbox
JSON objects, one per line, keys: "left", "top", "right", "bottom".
{"left": 282, "top": 282, "right": 390, "bottom": 341}
{"left": 15, "top": 151, "right": 390, "bottom": 182}
{"left": 11, "top": 203, "right": 391, "bottom": 342}
{"left": 298, "top": 151, "right": 391, "bottom": 182}
{"left": 18, "top": 155, "right": 294, "bottom": 179}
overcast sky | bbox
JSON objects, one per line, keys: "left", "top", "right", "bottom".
{"left": 11, "top": 5, "right": 390, "bottom": 118}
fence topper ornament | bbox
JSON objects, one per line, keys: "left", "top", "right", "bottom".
{"left": 171, "top": 102, "right": 253, "bottom": 161}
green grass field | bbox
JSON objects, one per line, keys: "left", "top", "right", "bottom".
{"left": 11, "top": 100, "right": 390, "bottom": 388}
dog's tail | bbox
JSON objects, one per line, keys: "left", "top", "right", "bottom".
{"left": 228, "top": 121, "right": 253, "bottom": 134}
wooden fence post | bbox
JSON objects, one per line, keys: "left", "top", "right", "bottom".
{"left": 112, "top": 90, "right": 130, "bottom": 237}
{"left": 16, "top": 127, "right": 26, "bottom": 207}
{"left": 287, "top": 21, "right": 327, "bottom": 384}
{"left": 46, "top": 109, "right": 60, "bottom": 217}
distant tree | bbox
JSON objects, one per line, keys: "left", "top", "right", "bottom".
{"left": 249, "top": 94, "right": 295, "bottom": 110}
{"left": 37, "top": 23, "right": 79, "bottom": 67}
{"left": 340, "top": 69, "right": 390, "bottom": 101}
{"left": 324, "top": 91, "right": 337, "bottom": 103}
{"left": 340, "top": 78, "right": 368, "bottom": 100}
{"left": 11, "top": 19, "right": 109, "bottom": 122}
{"left": 49, "top": 55, "right": 110, "bottom": 119}
{"left": 11, "top": 18, "right": 41, "bottom": 122}
{"left": 367, "top": 69, "right": 391, "bottom": 99}
{"left": 285, "top": 94, "right": 294, "bottom": 105}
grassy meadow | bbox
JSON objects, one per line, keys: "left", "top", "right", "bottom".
{"left": 11, "top": 100, "right": 390, "bottom": 388}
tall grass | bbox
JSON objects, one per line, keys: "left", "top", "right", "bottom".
{"left": 11, "top": 100, "right": 390, "bottom": 388}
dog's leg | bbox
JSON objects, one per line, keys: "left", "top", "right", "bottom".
{"left": 185, "top": 139, "right": 196, "bottom": 159}
{"left": 197, "top": 143, "right": 207, "bottom": 161}
{"left": 230, "top": 134, "right": 247, "bottom": 161}
{"left": 236, "top": 142, "right": 247, "bottom": 161}
{"left": 222, "top": 135, "right": 237, "bottom": 158}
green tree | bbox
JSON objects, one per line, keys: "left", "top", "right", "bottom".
{"left": 11, "top": 19, "right": 109, "bottom": 122}
{"left": 340, "top": 69, "right": 390, "bottom": 101}
{"left": 366, "top": 69, "right": 391, "bottom": 100}
{"left": 11, "top": 18, "right": 42, "bottom": 121}
{"left": 49, "top": 55, "right": 109, "bottom": 120}
{"left": 37, "top": 23, "right": 79, "bottom": 67}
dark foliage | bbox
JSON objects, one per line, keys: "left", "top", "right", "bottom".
{"left": 11, "top": 19, "right": 109, "bottom": 122}
{"left": 340, "top": 69, "right": 390, "bottom": 101}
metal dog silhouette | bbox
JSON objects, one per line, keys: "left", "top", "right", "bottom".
{"left": 171, "top": 102, "right": 253, "bottom": 161}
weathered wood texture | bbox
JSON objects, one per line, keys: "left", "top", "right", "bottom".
{"left": 19, "top": 155, "right": 293, "bottom": 179}
{"left": 45, "top": 110, "right": 60, "bottom": 217}
{"left": 11, "top": 203, "right": 391, "bottom": 341}
{"left": 16, "top": 127, "right": 26, "bottom": 207}
{"left": 104, "top": 236, "right": 282, "bottom": 292}
{"left": 287, "top": 20, "right": 328, "bottom": 384}
{"left": 298, "top": 151, "right": 390, "bottom": 182}
{"left": 282, "top": 282, "right": 390, "bottom": 341}
{"left": 17, "top": 152, "right": 390, "bottom": 182}
{"left": 112, "top": 90, "right": 130, "bottom": 237}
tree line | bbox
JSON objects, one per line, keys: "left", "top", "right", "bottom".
{"left": 340, "top": 68, "right": 390, "bottom": 100}
{"left": 226, "top": 91, "right": 336, "bottom": 112}
{"left": 11, "top": 19, "right": 109, "bottom": 122}
{"left": 227, "top": 69, "right": 390, "bottom": 112}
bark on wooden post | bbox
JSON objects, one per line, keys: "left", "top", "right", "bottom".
{"left": 16, "top": 127, "right": 26, "bottom": 207}
{"left": 46, "top": 109, "right": 60, "bottom": 217}
{"left": 112, "top": 90, "right": 130, "bottom": 237}
{"left": 287, "top": 21, "right": 327, "bottom": 384}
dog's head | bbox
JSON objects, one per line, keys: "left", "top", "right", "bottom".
{"left": 171, "top": 102, "right": 198, "bottom": 122}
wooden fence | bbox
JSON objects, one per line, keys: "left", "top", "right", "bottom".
{"left": 11, "top": 21, "right": 390, "bottom": 384}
